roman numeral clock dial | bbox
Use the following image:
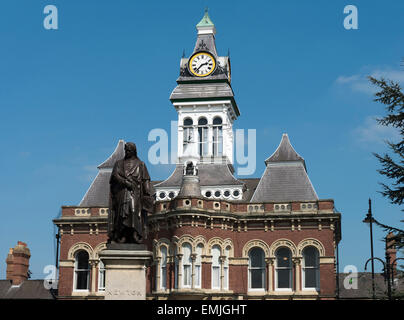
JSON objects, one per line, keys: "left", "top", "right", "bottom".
{"left": 188, "top": 52, "right": 216, "bottom": 77}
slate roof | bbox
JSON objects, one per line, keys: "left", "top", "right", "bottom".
{"left": 79, "top": 170, "right": 112, "bottom": 207}
{"left": 97, "top": 140, "right": 125, "bottom": 169}
{"left": 154, "top": 163, "right": 244, "bottom": 189}
{"left": 239, "top": 178, "right": 260, "bottom": 201}
{"left": 0, "top": 280, "right": 56, "bottom": 299}
{"left": 251, "top": 134, "right": 318, "bottom": 203}
{"left": 170, "top": 83, "right": 234, "bottom": 101}
{"left": 79, "top": 140, "right": 125, "bottom": 207}
{"left": 338, "top": 272, "right": 404, "bottom": 299}
{"left": 265, "top": 134, "right": 305, "bottom": 166}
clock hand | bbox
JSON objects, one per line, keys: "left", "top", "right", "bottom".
{"left": 195, "top": 62, "right": 208, "bottom": 72}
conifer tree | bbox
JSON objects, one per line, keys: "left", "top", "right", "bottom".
{"left": 369, "top": 76, "right": 404, "bottom": 250}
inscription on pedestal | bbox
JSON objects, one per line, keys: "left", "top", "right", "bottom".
{"left": 99, "top": 249, "right": 152, "bottom": 300}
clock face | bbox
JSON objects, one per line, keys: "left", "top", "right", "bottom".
{"left": 188, "top": 52, "right": 216, "bottom": 77}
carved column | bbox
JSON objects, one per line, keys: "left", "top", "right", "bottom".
{"left": 89, "top": 259, "right": 99, "bottom": 293}
{"left": 265, "top": 258, "right": 275, "bottom": 294}
{"left": 219, "top": 256, "right": 226, "bottom": 291}
{"left": 191, "top": 253, "right": 197, "bottom": 289}
{"left": 177, "top": 254, "right": 183, "bottom": 289}
{"left": 208, "top": 123, "right": 213, "bottom": 157}
{"left": 155, "top": 257, "right": 161, "bottom": 292}
{"left": 293, "top": 257, "right": 302, "bottom": 293}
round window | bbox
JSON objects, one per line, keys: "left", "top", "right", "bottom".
{"left": 224, "top": 190, "right": 230, "bottom": 197}
{"left": 233, "top": 190, "right": 240, "bottom": 197}
{"left": 168, "top": 192, "right": 175, "bottom": 199}
{"left": 159, "top": 192, "right": 166, "bottom": 199}
{"left": 214, "top": 190, "right": 221, "bottom": 197}
{"left": 205, "top": 191, "right": 212, "bottom": 198}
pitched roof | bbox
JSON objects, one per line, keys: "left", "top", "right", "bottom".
{"left": 338, "top": 272, "right": 404, "bottom": 299}
{"left": 79, "top": 170, "right": 112, "bottom": 207}
{"left": 97, "top": 140, "right": 125, "bottom": 169}
{"left": 0, "top": 280, "right": 56, "bottom": 299}
{"left": 78, "top": 141, "right": 165, "bottom": 207}
{"left": 251, "top": 134, "right": 318, "bottom": 203}
{"left": 79, "top": 140, "right": 125, "bottom": 207}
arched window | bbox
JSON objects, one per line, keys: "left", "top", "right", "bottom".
{"left": 74, "top": 250, "right": 90, "bottom": 291}
{"left": 248, "top": 247, "right": 265, "bottom": 290}
{"left": 98, "top": 260, "right": 105, "bottom": 291}
{"left": 275, "top": 247, "right": 292, "bottom": 290}
{"left": 211, "top": 245, "right": 221, "bottom": 289}
{"left": 223, "top": 246, "right": 230, "bottom": 290}
{"left": 302, "top": 246, "right": 319, "bottom": 290}
{"left": 213, "top": 117, "right": 223, "bottom": 157}
{"left": 198, "top": 117, "right": 208, "bottom": 156}
{"left": 195, "top": 244, "right": 203, "bottom": 288}
{"left": 182, "top": 243, "right": 192, "bottom": 288}
{"left": 183, "top": 118, "right": 193, "bottom": 149}
{"left": 160, "top": 246, "right": 168, "bottom": 290}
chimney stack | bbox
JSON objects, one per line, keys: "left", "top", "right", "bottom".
{"left": 386, "top": 232, "right": 397, "bottom": 281}
{"left": 5, "top": 241, "right": 31, "bottom": 285}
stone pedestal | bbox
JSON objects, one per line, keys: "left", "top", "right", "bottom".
{"left": 99, "top": 244, "right": 153, "bottom": 300}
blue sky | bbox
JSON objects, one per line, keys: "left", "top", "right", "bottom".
{"left": 0, "top": 0, "right": 403, "bottom": 279}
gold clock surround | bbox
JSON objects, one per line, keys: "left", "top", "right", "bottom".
{"left": 188, "top": 52, "right": 216, "bottom": 77}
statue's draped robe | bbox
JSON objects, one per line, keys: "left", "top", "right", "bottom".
{"left": 108, "top": 157, "right": 153, "bottom": 242}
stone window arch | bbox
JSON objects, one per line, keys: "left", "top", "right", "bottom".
{"left": 242, "top": 239, "right": 270, "bottom": 258}
{"left": 68, "top": 242, "right": 94, "bottom": 261}
{"left": 223, "top": 239, "right": 234, "bottom": 258}
{"left": 269, "top": 239, "right": 297, "bottom": 258}
{"left": 207, "top": 237, "right": 224, "bottom": 255}
{"left": 93, "top": 242, "right": 107, "bottom": 260}
{"left": 297, "top": 238, "right": 325, "bottom": 257}
{"left": 177, "top": 235, "right": 195, "bottom": 253}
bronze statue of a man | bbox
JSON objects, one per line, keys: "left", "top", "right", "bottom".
{"left": 108, "top": 142, "right": 154, "bottom": 244}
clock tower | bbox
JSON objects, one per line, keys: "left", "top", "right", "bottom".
{"left": 170, "top": 9, "right": 240, "bottom": 165}
{"left": 154, "top": 9, "right": 245, "bottom": 202}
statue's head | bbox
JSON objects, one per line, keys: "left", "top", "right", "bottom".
{"left": 124, "top": 142, "right": 137, "bottom": 159}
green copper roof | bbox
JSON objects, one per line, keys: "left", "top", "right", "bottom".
{"left": 196, "top": 9, "right": 214, "bottom": 27}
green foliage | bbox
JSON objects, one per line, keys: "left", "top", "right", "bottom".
{"left": 369, "top": 76, "right": 404, "bottom": 253}
{"left": 369, "top": 76, "right": 404, "bottom": 206}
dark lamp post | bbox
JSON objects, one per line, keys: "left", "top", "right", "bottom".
{"left": 362, "top": 198, "right": 376, "bottom": 300}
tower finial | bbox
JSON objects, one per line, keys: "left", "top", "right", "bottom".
{"left": 196, "top": 7, "right": 215, "bottom": 28}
